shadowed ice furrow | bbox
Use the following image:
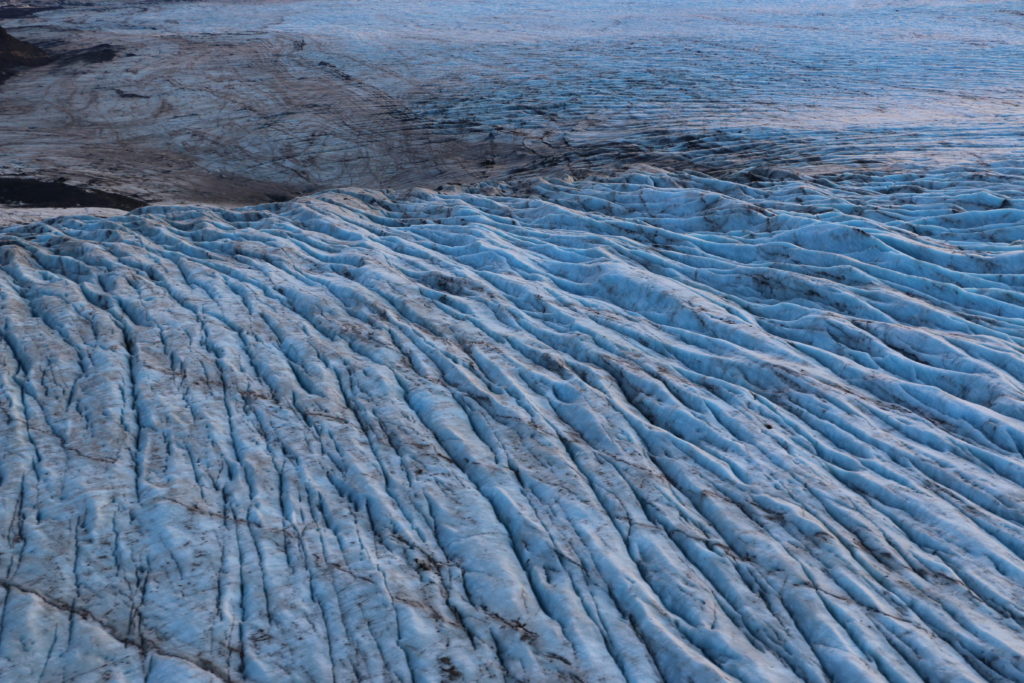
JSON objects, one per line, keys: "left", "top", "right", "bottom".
{"left": 2, "top": 164, "right": 1024, "bottom": 680}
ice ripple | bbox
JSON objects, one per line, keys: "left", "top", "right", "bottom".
{"left": 1, "top": 163, "right": 1024, "bottom": 681}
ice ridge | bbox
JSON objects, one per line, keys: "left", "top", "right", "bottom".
{"left": 1, "top": 164, "right": 1024, "bottom": 681}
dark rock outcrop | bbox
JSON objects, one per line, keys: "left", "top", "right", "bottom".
{"left": 0, "top": 23, "right": 50, "bottom": 83}
{"left": 0, "top": 24, "right": 50, "bottom": 68}
{"left": 0, "top": 177, "right": 145, "bottom": 209}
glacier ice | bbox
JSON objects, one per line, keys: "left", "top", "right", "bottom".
{"left": 2, "top": 159, "right": 1024, "bottom": 680}
{"left": 2, "top": 0, "right": 1021, "bottom": 207}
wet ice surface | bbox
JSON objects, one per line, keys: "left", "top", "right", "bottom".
{"left": 3, "top": 155, "right": 1024, "bottom": 680}
{"left": 3, "top": 0, "right": 1024, "bottom": 681}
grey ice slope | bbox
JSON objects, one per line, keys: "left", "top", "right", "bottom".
{"left": 2, "top": 164, "right": 1024, "bottom": 681}
{"left": 2, "top": 0, "right": 1021, "bottom": 206}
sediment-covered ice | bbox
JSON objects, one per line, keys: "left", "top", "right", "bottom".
{"left": 2, "top": 159, "right": 1024, "bottom": 680}
{"left": 2, "top": 0, "right": 1021, "bottom": 204}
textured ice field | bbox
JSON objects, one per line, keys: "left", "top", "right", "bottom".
{"left": 3, "top": 157, "right": 1024, "bottom": 680}
{"left": 3, "top": 0, "right": 1024, "bottom": 681}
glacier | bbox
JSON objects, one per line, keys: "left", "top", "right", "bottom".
{"left": 3, "top": 0, "right": 1024, "bottom": 680}
{"left": 2, "top": 156, "right": 1024, "bottom": 680}
{"left": 2, "top": 0, "right": 1022, "bottom": 207}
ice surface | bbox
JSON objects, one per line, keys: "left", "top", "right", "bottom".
{"left": 0, "top": 207, "right": 126, "bottom": 228}
{"left": 2, "top": 157, "right": 1024, "bottom": 680}
{"left": 1, "top": 0, "right": 1021, "bottom": 202}
{"left": 3, "top": 0, "right": 1024, "bottom": 679}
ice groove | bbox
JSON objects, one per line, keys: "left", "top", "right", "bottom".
{"left": 1, "top": 163, "right": 1024, "bottom": 680}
